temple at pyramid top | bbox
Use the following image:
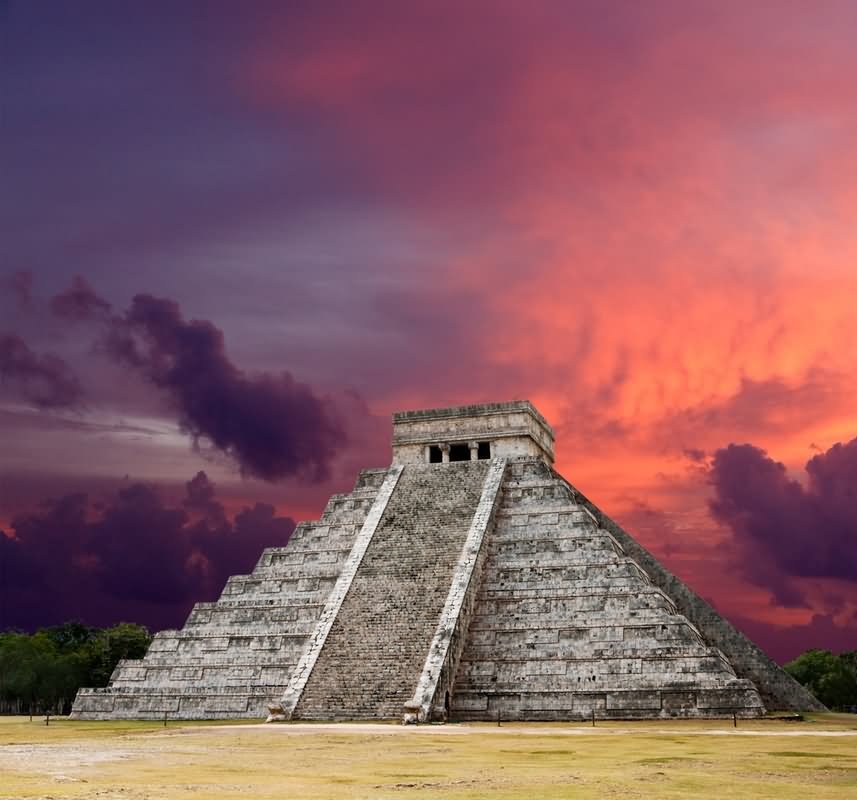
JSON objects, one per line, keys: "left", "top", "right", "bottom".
{"left": 392, "top": 400, "right": 555, "bottom": 465}
{"left": 72, "top": 398, "right": 824, "bottom": 723}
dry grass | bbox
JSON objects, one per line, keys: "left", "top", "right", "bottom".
{"left": 2, "top": 714, "right": 857, "bottom": 799}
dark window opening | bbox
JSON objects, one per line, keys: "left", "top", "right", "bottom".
{"left": 477, "top": 441, "right": 491, "bottom": 459}
{"left": 429, "top": 445, "right": 442, "bottom": 463}
{"left": 449, "top": 443, "right": 470, "bottom": 461}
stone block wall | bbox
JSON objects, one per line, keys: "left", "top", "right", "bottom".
{"left": 563, "top": 476, "right": 825, "bottom": 712}
{"left": 392, "top": 401, "right": 555, "bottom": 465}
{"left": 451, "top": 459, "right": 766, "bottom": 720}
{"left": 70, "top": 469, "right": 387, "bottom": 720}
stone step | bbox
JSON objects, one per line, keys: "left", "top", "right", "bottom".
{"left": 132, "top": 653, "right": 297, "bottom": 668}
{"left": 446, "top": 470, "right": 765, "bottom": 721}
{"left": 111, "top": 662, "right": 294, "bottom": 686}
{"left": 256, "top": 549, "right": 350, "bottom": 568}
{"left": 479, "top": 585, "right": 669, "bottom": 599}
{"left": 77, "top": 685, "right": 286, "bottom": 697}
{"left": 478, "top": 560, "right": 652, "bottom": 590}
{"left": 505, "top": 461, "right": 554, "bottom": 481}
{"left": 172, "top": 631, "right": 315, "bottom": 651}
{"left": 293, "top": 461, "right": 491, "bottom": 720}
{"left": 456, "top": 652, "right": 733, "bottom": 680}
{"left": 485, "top": 533, "right": 624, "bottom": 554}
{"left": 476, "top": 590, "right": 675, "bottom": 614}
{"left": 184, "top": 604, "right": 325, "bottom": 627}
{"left": 70, "top": 468, "right": 389, "bottom": 720}
{"left": 500, "top": 486, "right": 576, "bottom": 506}
{"left": 451, "top": 683, "right": 764, "bottom": 721}
{"left": 220, "top": 576, "right": 337, "bottom": 597}
{"left": 453, "top": 676, "right": 741, "bottom": 695}
{"left": 494, "top": 528, "right": 600, "bottom": 549}
{"left": 496, "top": 502, "right": 585, "bottom": 518}
{"left": 258, "top": 532, "right": 356, "bottom": 554}
{"left": 464, "top": 619, "right": 704, "bottom": 646}
{"left": 244, "top": 565, "right": 347, "bottom": 580}
{"left": 459, "top": 640, "right": 722, "bottom": 662}
{"left": 485, "top": 552, "right": 627, "bottom": 571}
{"left": 468, "top": 607, "right": 687, "bottom": 629}
{"left": 353, "top": 469, "right": 389, "bottom": 491}
{"left": 191, "top": 596, "right": 326, "bottom": 610}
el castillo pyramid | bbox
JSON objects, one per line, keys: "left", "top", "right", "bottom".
{"left": 71, "top": 401, "right": 823, "bottom": 721}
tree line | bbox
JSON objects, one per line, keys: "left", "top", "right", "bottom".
{"left": 0, "top": 621, "right": 151, "bottom": 716}
{"left": 784, "top": 649, "right": 857, "bottom": 711}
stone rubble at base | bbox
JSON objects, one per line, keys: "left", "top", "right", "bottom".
{"left": 71, "top": 401, "right": 824, "bottom": 721}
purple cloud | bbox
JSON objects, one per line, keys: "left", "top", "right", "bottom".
{"left": 106, "top": 294, "right": 344, "bottom": 481}
{"left": 709, "top": 439, "right": 857, "bottom": 605}
{"left": 51, "top": 275, "right": 112, "bottom": 321}
{"left": 0, "top": 333, "right": 83, "bottom": 409}
{"left": 48, "top": 278, "right": 348, "bottom": 482}
{"left": 0, "top": 472, "right": 295, "bottom": 632}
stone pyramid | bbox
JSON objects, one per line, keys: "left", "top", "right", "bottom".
{"left": 72, "top": 401, "right": 823, "bottom": 721}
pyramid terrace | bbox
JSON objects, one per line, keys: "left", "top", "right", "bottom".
{"left": 72, "top": 401, "right": 823, "bottom": 722}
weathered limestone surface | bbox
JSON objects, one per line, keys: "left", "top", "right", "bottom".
{"left": 292, "top": 461, "right": 491, "bottom": 719}
{"left": 70, "top": 469, "right": 387, "bottom": 720}
{"left": 564, "top": 479, "right": 825, "bottom": 712}
{"left": 452, "top": 460, "right": 766, "bottom": 720}
{"left": 392, "top": 401, "right": 555, "bottom": 465}
{"left": 71, "top": 400, "right": 822, "bottom": 721}
{"left": 405, "top": 458, "right": 507, "bottom": 722}
{"left": 273, "top": 466, "right": 403, "bottom": 720}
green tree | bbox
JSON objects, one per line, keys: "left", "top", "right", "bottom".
{"left": 785, "top": 649, "right": 857, "bottom": 710}
{"left": 0, "top": 621, "right": 152, "bottom": 715}
{"left": 87, "top": 623, "right": 152, "bottom": 686}
{"left": 43, "top": 621, "right": 97, "bottom": 652}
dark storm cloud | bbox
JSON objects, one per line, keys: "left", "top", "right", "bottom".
{"left": 0, "top": 333, "right": 83, "bottom": 409}
{"left": 709, "top": 439, "right": 857, "bottom": 604}
{"left": 0, "top": 472, "right": 294, "bottom": 632}
{"left": 103, "top": 293, "right": 344, "bottom": 481}
{"left": 51, "top": 275, "right": 112, "bottom": 321}
{"left": 44, "top": 275, "right": 349, "bottom": 482}
{"left": 184, "top": 469, "right": 226, "bottom": 523}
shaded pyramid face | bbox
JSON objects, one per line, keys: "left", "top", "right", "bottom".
{"left": 72, "top": 402, "right": 823, "bottom": 721}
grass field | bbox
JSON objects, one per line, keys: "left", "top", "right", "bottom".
{"left": 2, "top": 714, "right": 857, "bottom": 799}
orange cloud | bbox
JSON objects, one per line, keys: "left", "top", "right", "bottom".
{"left": 239, "top": 4, "right": 857, "bottom": 635}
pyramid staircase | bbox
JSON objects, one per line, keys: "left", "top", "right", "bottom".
{"left": 292, "top": 461, "right": 491, "bottom": 719}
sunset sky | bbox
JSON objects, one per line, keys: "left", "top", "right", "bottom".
{"left": 2, "top": 1, "right": 857, "bottom": 663}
